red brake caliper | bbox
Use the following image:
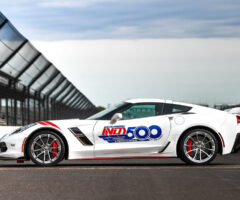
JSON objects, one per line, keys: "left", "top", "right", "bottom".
{"left": 52, "top": 141, "right": 58, "bottom": 158}
{"left": 186, "top": 139, "right": 193, "bottom": 156}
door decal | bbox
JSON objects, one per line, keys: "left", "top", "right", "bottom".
{"left": 99, "top": 125, "right": 162, "bottom": 143}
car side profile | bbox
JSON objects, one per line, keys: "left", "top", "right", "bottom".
{"left": 0, "top": 99, "right": 240, "bottom": 166}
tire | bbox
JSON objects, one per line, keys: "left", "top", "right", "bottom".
{"left": 178, "top": 129, "right": 218, "bottom": 165}
{"left": 27, "top": 131, "right": 65, "bottom": 166}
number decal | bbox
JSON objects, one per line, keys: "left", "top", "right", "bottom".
{"left": 126, "top": 127, "right": 135, "bottom": 139}
{"left": 99, "top": 125, "right": 162, "bottom": 143}
{"left": 149, "top": 125, "right": 162, "bottom": 139}
{"left": 135, "top": 126, "right": 150, "bottom": 139}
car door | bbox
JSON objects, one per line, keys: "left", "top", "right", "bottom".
{"left": 93, "top": 103, "right": 171, "bottom": 158}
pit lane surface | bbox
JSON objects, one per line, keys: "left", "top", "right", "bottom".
{"left": 0, "top": 154, "right": 240, "bottom": 200}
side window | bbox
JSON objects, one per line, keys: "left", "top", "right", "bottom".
{"left": 122, "top": 104, "right": 155, "bottom": 120}
{"left": 163, "top": 104, "right": 192, "bottom": 115}
{"left": 121, "top": 103, "right": 163, "bottom": 120}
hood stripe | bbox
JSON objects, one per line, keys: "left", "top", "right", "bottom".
{"left": 38, "top": 121, "right": 60, "bottom": 130}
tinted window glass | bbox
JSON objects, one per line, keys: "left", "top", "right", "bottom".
{"left": 41, "top": 73, "right": 62, "bottom": 94}
{"left": 0, "top": 22, "right": 24, "bottom": 50}
{"left": 89, "top": 103, "right": 164, "bottom": 120}
{"left": 0, "top": 13, "right": 5, "bottom": 24}
{"left": 0, "top": 41, "right": 12, "bottom": 64}
{"left": 121, "top": 103, "right": 163, "bottom": 120}
{"left": 49, "top": 79, "right": 67, "bottom": 97}
{"left": 163, "top": 104, "right": 191, "bottom": 114}
{"left": 122, "top": 104, "right": 155, "bottom": 120}
{"left": 18, "top": 42, "right": 38, "bottom": 62}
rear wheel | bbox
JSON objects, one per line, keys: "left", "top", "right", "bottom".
{"left": 178, "top": 129, "right": 218, "bottom": 165}
{"left": 27, "top": 131, "right": 65, "bottom": 166}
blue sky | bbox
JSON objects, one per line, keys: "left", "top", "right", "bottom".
{"left": 1, "top": 0, "right": 240, "bottom": 40}
{"left": 1, "top": 0, "right": 240, "bottom": 107}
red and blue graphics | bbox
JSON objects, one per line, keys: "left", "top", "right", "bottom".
{"left": 99, "top": 125, "right": 162, "bottom": 143}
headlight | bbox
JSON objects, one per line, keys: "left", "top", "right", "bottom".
{"left": 10, "top": 123, "right": 37, "bottom": 136}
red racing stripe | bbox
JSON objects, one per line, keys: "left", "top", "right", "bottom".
{"left": 38, "top": 121, "right": 61, "bottom": 130}
{"left": 38, "top": 121, "right": 49, "bottom": 126}
{"left": 16, "top": 158, "right": 26, "bottom": 161}
{"left": 218, "top": 132, "right": 225, "bottom": 147}
{"left": 44, "top": 121, "right": 60, "bottom": 130}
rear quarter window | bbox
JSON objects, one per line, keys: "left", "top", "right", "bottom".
{"left": 163, "top": 104, "right": 192, "bottom": 115}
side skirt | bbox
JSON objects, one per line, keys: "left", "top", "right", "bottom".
{"left": 68, "top": 156, "right": 174, "bottom": 161}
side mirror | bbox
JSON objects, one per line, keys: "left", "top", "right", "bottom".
{"left": 110, "top": 113, "right": 122, "bottom": 124}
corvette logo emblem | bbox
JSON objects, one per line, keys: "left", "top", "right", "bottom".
{"left": 99, "top": 125, "right": 162, "bottom": 143}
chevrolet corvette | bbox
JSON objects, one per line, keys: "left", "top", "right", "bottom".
{"left": 0, "top": 99, "right": 239, "bottom": 166}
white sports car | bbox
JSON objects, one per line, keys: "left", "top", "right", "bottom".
{"left": 0, "top": 99, "right": 240, "bottom": 166}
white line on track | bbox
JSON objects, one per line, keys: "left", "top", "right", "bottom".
{"left": 0, "top": 165, "right": 240, "bottom": 170}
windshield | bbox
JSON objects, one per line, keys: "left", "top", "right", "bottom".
{"left": 88, "top": 102, "right": 126, "bottom": 120}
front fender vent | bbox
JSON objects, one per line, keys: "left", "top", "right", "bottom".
{"left": 69, "top": 127, "right": 93, "bottom": 146}
{"left": 0, "top": 142, "right": 7, "bottom": 152}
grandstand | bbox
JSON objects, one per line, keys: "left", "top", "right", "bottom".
{"left": 0, "top": 12, "right": 96, "bottom": 126}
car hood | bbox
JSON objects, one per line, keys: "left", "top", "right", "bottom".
{"left": 37, "top": 119, "right": 98, "bottom": 130}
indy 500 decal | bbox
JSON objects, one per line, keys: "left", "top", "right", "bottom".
{"left": 99, "top": 125, "right": 162, "bottom": 143}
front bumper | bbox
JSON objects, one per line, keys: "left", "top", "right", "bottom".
{"left": 0, "top": 134, "right": 25, "bottom": 159}
{"left": 232, "top": 133, "right": 240, "bottom": 153}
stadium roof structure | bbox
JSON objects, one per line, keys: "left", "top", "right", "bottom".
{"left": 0, "top": 12, "right": 96, "bottom": 125}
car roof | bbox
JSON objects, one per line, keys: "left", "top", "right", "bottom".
{"left": 123, "top": 98, "right": 227, "bottom": 115}
{"left": 124, "top": 98, "right": 197, "bottom": 107}
{"left": 125, "top": 98, "right": 172, "bottom": 104}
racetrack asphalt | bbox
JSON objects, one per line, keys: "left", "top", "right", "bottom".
{"left": 0, "top": 154, "right": 240, "bottom": 200}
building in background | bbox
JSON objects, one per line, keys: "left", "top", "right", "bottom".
{"left": 0, "top": 12, "right": 96, "bottom": 126}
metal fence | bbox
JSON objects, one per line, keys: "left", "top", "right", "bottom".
{"left": 0, "top": 12, "right": 96, "bottom": 126}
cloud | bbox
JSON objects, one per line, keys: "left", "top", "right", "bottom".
{"left": 17, "top": 18, "right": 240, "bottom": 41}
{"left": 38, "top": 0, "right": 119, "bottom": 8}
{"left": 0, "top": 0, "right": 240, "bottom": 40}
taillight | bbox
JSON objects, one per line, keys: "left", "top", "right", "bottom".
{"left": 237, "top": 116, "right": 240, "bottom": 124}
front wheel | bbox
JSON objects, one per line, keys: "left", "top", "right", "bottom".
{"left": 27, "top": 131, "right": 65, "bottom": 166}
{"left": 178, "top": 129, "right": 218, "bottom": 165}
